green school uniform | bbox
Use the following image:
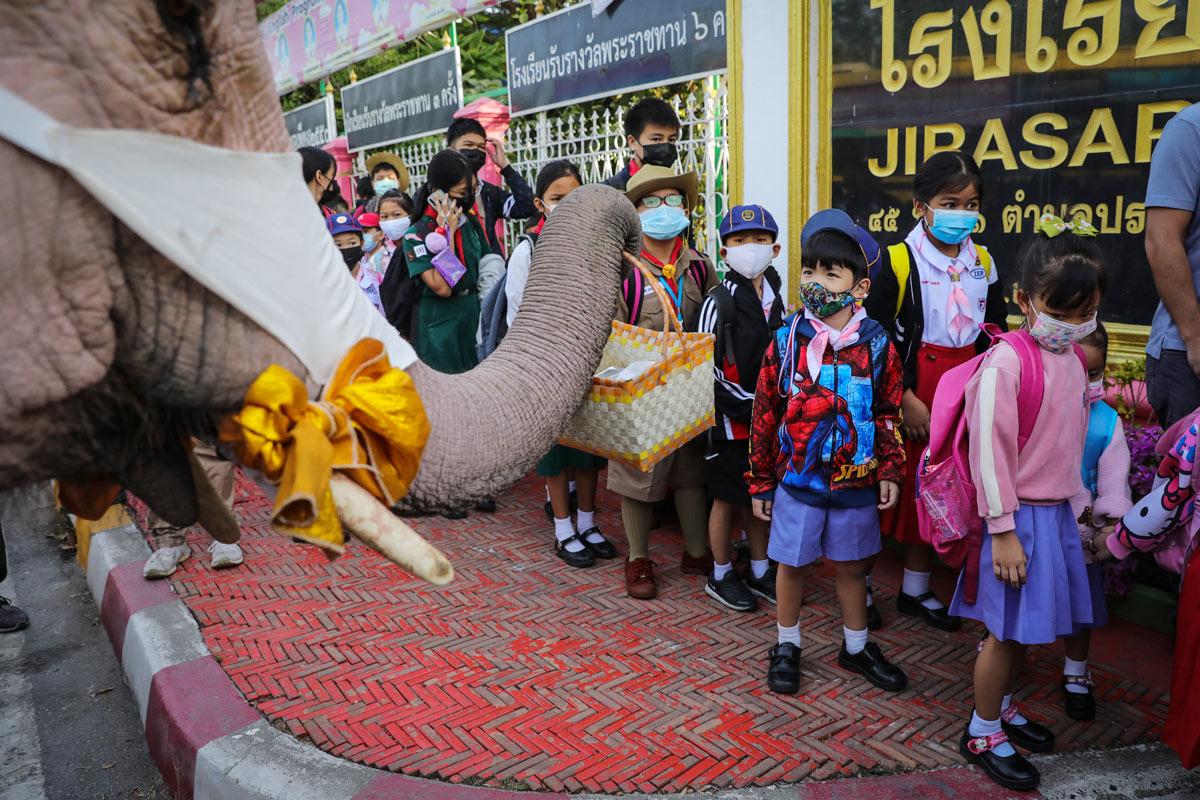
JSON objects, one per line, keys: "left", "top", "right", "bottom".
{"left": 402, "top": 212, "right": 488, "bottom": 374}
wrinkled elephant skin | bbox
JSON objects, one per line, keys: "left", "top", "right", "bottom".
{"left": 0, "top": 1, "right": 638, "bottom": 526}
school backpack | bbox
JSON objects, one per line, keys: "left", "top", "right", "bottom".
{"left": 707, "top": 282, "right": 738, "bottom": 368}
{"left": 477, "top": 232, "right": 538, "bottom": 360}
{"left": 915, "top": 326, "right": 1085, "bottom": 603}
{"left": 885, "top": 242, "right": 992, "bottom": 318}
{"left": 379, "top": 244, "right": 421, "bottom": 340}
{"left": 622, "top": 250, "right": 711, "bottom": 324}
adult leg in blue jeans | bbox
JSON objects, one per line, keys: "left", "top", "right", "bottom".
{"left": 1147, "top": 350, "right": 1200, "bottom": 428}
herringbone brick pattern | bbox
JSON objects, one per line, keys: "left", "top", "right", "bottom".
{"left": 130, "top": 472, "right": 1172, "bottom": 794}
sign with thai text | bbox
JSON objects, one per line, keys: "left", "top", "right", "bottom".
{"left": 283, "top": 94, "right": 338, "bottom": 148}
{"left": 506, "top": 0, "right": 727, "bottom": 116}
{"left": 832, "top": 0, "right": 1200, "bottom": 326}
{"left": 340, "top": 47, "right": 463, "bottom": 151}
{"left": 260, "top": 0, "right": 493, "bottom": 96}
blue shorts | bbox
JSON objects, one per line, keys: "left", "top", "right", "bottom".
{"left": 766, "top": 487, "right": 881, "bottom": 567}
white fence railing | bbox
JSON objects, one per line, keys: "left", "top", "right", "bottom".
{"left": 378, "top": 76, "right": 729, "bottom": 262}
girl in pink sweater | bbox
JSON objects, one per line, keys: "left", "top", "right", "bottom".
{"left": 951, "top": 220, "right": 1107, "bottom": 792}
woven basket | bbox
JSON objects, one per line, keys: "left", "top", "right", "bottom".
{"left": 560, "top": 254, "right": 715, "bottom": 472}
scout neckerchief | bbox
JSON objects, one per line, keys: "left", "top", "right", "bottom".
{"left": 641, "top": 237, "right": 686, "bottom": 323}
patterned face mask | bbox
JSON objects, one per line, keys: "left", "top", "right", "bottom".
{"left": 799, "top": 280, "right": 857, "bottom": 318}
{"left": 1028, "top": 306, "right": 1097, "bottom": 353}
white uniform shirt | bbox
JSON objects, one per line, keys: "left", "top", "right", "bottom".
{"left": 904, "top": 222, "right": 997, "bottom": 349}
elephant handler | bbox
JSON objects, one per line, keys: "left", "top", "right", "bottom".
{"left": 612, "top": 166, "right": 719, "bottom": 600}
{"left": 143, "top": 441, "right": 243, "bottom": 579}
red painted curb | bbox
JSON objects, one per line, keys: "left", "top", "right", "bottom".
{"left": 100, "top": 560, "right": 177, "bottom": 657}
{"left": 144, "top": 655, "right": 261, "bottom": 800}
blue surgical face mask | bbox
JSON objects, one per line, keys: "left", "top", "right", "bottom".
{"left": 640, "top": 206, "right": 690, "bottom": 241}
{"left": 926, "top": 208, "right": 979, "bottom": 245}
{"left": 363, "top": 232, "right": 379, "bottom": 252}
{"left": 374, "top": 178, "right": 399, "bottom": 195}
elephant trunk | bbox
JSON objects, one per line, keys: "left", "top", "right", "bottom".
{"left": 404, "top": 184, "right": 642, "bottom": 507}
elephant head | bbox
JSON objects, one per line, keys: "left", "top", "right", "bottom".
{"left": 0, "top": 1, "right": 640, "bottom": 557}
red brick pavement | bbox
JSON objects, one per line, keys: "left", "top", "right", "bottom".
{"left": 132, "top": 472, "right": 1173, "bottom": 794}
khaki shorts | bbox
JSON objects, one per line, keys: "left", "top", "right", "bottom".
{"left": 606, "top": 437, "right": 707, "bottom": 503}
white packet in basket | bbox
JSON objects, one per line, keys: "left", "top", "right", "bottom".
{"left": 595, "top": 360, "right": 657, "bottom": 381}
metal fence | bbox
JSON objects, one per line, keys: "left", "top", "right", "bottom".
{"left": 383, "top": 76, "right": 729, "bottom": 261}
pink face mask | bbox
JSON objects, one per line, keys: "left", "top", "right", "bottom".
{"left": 1088, "top": 380, "right": 1105, "bottom": 404}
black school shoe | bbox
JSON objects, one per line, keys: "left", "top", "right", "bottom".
{"left": 767, "top": 642, "right": 801, "bottom": 694}
{"left": 896, "top": 590, "right": 962, "bottom": 631}
{"left": 1062, "top": 673, "right": 1097, "bottom": 721}
{"left": 0, "top": 596, "right": 30, "bottom": 633}
{"left": 543, "top": 490, "right": 578, "bottom": 521}
{"left": 1001, "top": 703, "right": 1055, "bottom": 753}
{"left": 705, "top": 571, "right": 757, "bottom": 612}
{"left": 580, "top": 527, "right": 617, "bottom": 559}
{"left": 960, "top": 727, "right": 1040, "bottom": 791}
{"left": 555, "top": 533, "right": 596, "bottom": 568}
{"left": 745, "top": 564, "right": 777, "bottom": 604}
{"left": 837, "top": 641, "right": 908, "bottom": 692}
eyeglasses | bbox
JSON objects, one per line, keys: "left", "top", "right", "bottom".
{"left": 640, "top": 195, "right": 684, "bottom": 209}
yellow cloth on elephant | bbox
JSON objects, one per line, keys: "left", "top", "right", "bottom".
{"left": 220, "top": 339, "right": 430, "bottom": 553}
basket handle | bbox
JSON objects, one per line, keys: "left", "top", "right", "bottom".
{"left": 622, "top": 251, "right": 685, "bottom": 361}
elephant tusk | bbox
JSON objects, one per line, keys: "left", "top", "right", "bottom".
{"left": 329, "top": 474, "right": 454, "bottom": 585}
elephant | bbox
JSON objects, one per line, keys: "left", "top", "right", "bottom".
{"left": 0, "top": 0, "right": 641, "bottom": 574}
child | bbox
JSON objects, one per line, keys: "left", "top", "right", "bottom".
{"left": 748, "top": 209, "right": 907, "bottom": 694}
{"left": 506, "top": 160, "right": 616, "bottom": 567}
{"left": 864, "top": 151, "right": 1009, "bottom": 632}
{"left": 1064, "top": 323, "right": 1131, "bottom": 721}
{"left": 375, "top": 189, "right": 414, "bottom": 274}
{"left": 603, "top": 98, "right": 682, "bottom": 190}
{"left": 356, "top": 210, "right": 386, "bottom": 272}
{"left": 446, "top": 117, "right": 535, "bottom": 254}
{"left": 327, "top": 213, "right": 383, "bottom": 316}
{"left": 951, "top": 216, "right": 1107, "bottom": 791}
{"left": 612, "top": 166, "right": 718, "bottom": 599}
{"left": 699, "top": 204, "right": 785, "bottom": 611}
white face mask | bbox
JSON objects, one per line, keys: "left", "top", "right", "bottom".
{"left": 541, "top": 202, "right": 557, "bottom": 216}
{"left": 723, "top": 242, "right": 774, "bottom": 279}
{"left": 379, "top": 218, "right": 408, "bottom": 241}
{"left": 0, "top": 85, "right": 414, "bottom": 383}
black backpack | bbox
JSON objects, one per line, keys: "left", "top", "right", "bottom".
{"left": 708, "top": 282, "right": 738, "bottom": 368}
{"left": 379, "top": 245, "right": 421, "bottom": 340}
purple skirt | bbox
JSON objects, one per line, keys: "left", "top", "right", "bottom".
{"left": 767, "top": 487, "right": 881, "bottom": 568}
{"left": 949, "top": 502, "right": 1093, "bottom": 645}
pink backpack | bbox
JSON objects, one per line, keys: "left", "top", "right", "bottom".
{"left": 915, "top": 326, "right": 1086, "bottom": 603}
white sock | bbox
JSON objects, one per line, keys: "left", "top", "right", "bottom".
{"left": 1001, "top": 693, "right": 1028, "bottom": 725}
{"left": 843, "top": 626, "right": 868, "bottom": 655}
{"left": 713, "top": 561, "right": 733, "bottom": 581}
{"left": 576, "top": 509, "right": 596, "bottom": 531}
{"left": 554, "top": 517, "right": 585, "bottom": 552}
{"left": 750, "top": 559, "right": 770, "bottom": 579}
{"left": 777, "top": 623, "right": 801, "bottom": 647}
{"left": 902, "top": 569, "right": 944, "bottom": 610}
{"left": 969, "top": 711, "right": 1015, "bottom": 757}
{"left": 1064, "top": 656, "right": 1090, "bottom": 694}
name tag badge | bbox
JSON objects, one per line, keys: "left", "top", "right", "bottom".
{"left": 970, "top": 267, "right": 986, "bottom": 280}
{"left": 413, "top": 244, "right": 428, "bottom": 258}
{"left": 643, "top": 285, "right": 656, "bottom": 296}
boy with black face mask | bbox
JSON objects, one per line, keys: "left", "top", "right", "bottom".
{"left": 603, "top": 98, "right": 682, "bottom": 191}
{"left": 327, "top": 213, "right": 384, "bottom": 315}
{"left": 445, "top": 117, "right": 536, "bottom": 255}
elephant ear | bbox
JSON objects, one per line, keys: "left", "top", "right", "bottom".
{"left": 0, "top": 85, "right": 412, "bottom": 387}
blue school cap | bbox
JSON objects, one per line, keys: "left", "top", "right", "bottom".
{"left": 719, "top": 204, "right": 779, "bottom": 242}
{"left": 327, "top": 213, "right": 362, "bottom": 236}
{"left": 800, "top": 208, "right": 881, "bottom": 278}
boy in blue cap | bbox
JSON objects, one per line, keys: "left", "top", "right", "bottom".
{"left": 327, "top": 212, "right": 384, "bottom": 316}
{"left": 747, "top": 209, "right": 908, "bottom": 694}
{"left": 697, "top": 205, "right": 786, "bottom": 612}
